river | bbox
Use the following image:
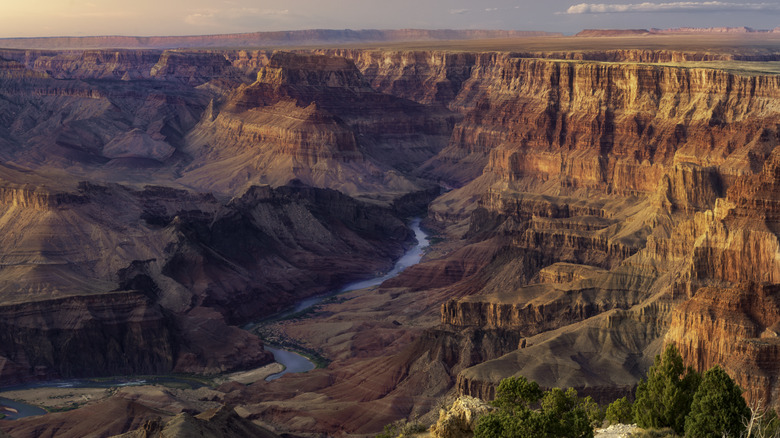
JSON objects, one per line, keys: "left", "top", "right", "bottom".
{"left": 0, "top": 219, "right": 430, "bottom": 417}
{"left": 0, "top": 376, "right": 207, "bottom": 420}
{"left": 262, "top": 217, "right": 430, "bottom": 381}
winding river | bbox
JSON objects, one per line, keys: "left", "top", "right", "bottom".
{"left": 263, "top": 217, "right": 430, "bottom": 381}
{"left": 0, "top": 219, "right": 430, "bottom": 417}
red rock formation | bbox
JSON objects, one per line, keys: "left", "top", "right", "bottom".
{"left": 183, "top": 51, "right": 453, "bottom": 196}
{"left": 666, "top": 152, "right": 780, "bottom": 408}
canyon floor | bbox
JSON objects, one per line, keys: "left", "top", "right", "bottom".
{"left": 0, "top": 32, "right": 780, "bottom": 437}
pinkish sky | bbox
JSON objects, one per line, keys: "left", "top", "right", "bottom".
{"left": 1, "top": 0, "right": 778, "bottom": 37}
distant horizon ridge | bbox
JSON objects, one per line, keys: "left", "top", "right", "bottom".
{"left": 0, "top": 26, "right": 776, "bottom": 50}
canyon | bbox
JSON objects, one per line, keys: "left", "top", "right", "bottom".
{"left": 0, "top": 32, "right": 780, "bottom": 437}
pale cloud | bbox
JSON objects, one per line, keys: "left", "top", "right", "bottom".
{"left": 564, "top": 1, "right": 780, "bottom": 14}
{"left": 485, "top": 7, "right": 499, "bottom": 11}
{"left": 449, "top": 8, "right": 469, "bottom": 14}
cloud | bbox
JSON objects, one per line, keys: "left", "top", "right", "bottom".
{"left": 449, "top": 8, "right": 470, "bottom": 14}
{"left": 485, "top": 8, "right": 499, "bottom": 11}
{"left": 564, "top": 1, "right": 780, "bottom": 14}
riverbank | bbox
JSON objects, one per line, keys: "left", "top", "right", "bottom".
{"left": 252, "top": 217, "right": 430, "bottom": 380}
{"left": 0, "top": 364, "right": 287, "bottom": 419}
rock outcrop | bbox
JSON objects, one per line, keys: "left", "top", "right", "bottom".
{"left": 430, "top": 396, "right": 493, "bottom": 438}
{"left": 0, "top": 292, "right": 175, "bottom": 385}
{"left": 112, "top": 405, "right": 280, "bottom": 438}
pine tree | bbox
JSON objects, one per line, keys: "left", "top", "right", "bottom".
{"left": 605, "top": 397, "right": 633, "bottom": 425}
{"left": 684, "top": 365, "right": 750, "bottom": 438}
{"left": 633, "top": 344, "right": 701, "bottom": 434}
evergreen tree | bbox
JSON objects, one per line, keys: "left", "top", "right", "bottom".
{"left": 633, "top": 344, "right": 701, "bottom": 434}
{"left": 539, "top": 387, "right": 594, "bottom": 438}
{"left": 492, "top": 375, "right": 543, "bottom": 412}
{"left": 684, "top": 365, "right": 750, "bottom": 438}
{"left": 605, "top": 397, "right": 633, "bottom": 425}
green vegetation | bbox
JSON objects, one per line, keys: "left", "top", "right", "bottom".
{"left": 630, "top": 428, "right": 679, "bottom": 438}
{"left": 605, "top": 396, "right": 633, "bottom": 425}
{"left": 468, "top": 344, "right": 764, "bottom": 438}
{"left": 381, "top": 343, "right": 772, "bottom": 438}
{"left": 685, "top": 365, "right": 750, "bottom": 438}
{"left": 46, "top": 403, "right": 81, "bottom": 413}
{"left": 473, "top": 376, "right": 595, "bottom": 438}
{"left": 633, "top": 344, "right": 701, "bottom": 434}
{"left": 374, "top": 419, "right": 427, "bottom": 438}
{"left": 84, "top": 373, "right": 215, "bottom": 389}
{"left": 425, "top": 235, "right": 446, "bottom": 246}
{"left": 629, "top": 344, "right": 768, "bottom": 437}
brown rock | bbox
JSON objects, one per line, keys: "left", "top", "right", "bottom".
{"left": 112, "top": 405, "right": 280, "bottom": 438}
{"left": 430, "top": 395, "right": 493, "bottom": 438}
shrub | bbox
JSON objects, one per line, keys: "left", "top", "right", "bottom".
{"left": 474, "top": 376, "right": 594, "bottom": 438}
{"left": 375, "top": 419, "right": 427, "bottom": 437}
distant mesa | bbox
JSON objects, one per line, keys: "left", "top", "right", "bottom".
{"left": 0, "top": 29, "right": 562, "bottom": 50}
{"left": 577, "top": 26, "right": 777, "bottom": 37}
{"left": 576, "top": 29, "right": 654, "bottom": 37}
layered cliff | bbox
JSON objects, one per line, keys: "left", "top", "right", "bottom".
{"left": 0, "top": 55, "right": 212, "bottom": 171}
{"left": 0, "top": 49, "right": 247, "bottom": 84}
{"left": 183, "top": 52, "right": 454, "bottom": 198}
{"left": 666, "top": 151, "right": 780, "bottom": 408}
{"left": 445, "top": 58, "right": 780, "bottom": 189}
{"left": 393, "top": 52, "right": 780, "bottom": 410}
{"left": 317, "top": 50, "right": 780, "bottom": 191}
{"left": 0, "top": 292, "right": 175, "bottom": 385}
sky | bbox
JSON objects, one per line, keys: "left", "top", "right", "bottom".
{"left": 0, "top": 0, "right": 778, "bottom": 38}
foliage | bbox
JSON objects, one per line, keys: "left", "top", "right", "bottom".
{"left": 580, "top": 395, "right": 605, "bottom": 427}
{"left": 633, "top": 344, "right": 701, "bottom": 434}
{"left": 374, "top": 419, "right": 427, "bottom": 438}
{"left": 474, "top": 376, "right": 594, "bottom": 438}
{"left": 684, "top": 365, "right": 749, "bottom": 437}
{"left": 630, "top": 428, "right": 679, "bottom": 438}
{"left": 492, "top": 375, "right": 543, "bottom": 412}
{"left": 605, "top": 396, "right": 633, "bottom": 425}
{"left": 539, "top": 387, "right": 594, "bottom": 437}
